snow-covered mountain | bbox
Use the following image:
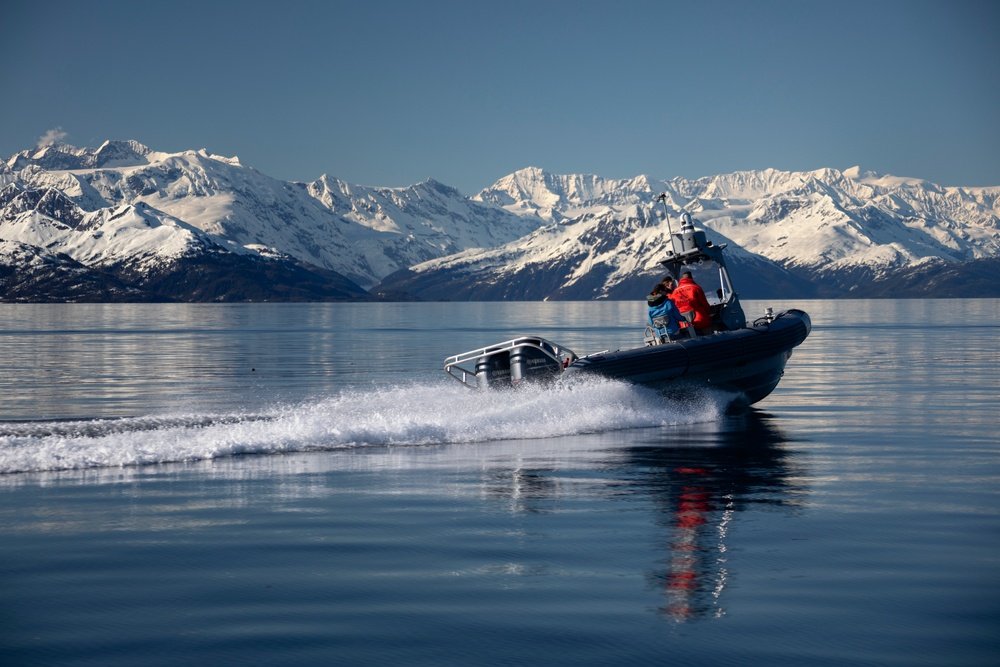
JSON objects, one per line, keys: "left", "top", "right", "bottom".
{"left": 374, "top": 165, "right": 1000, "bottom": 299}
{"left": 0, "top": 140, "right": 543, "bottom": 301}
{"left": 0, "top": 180, "right": 374, "bottom": 303}
{"left": 3, "top": 139, "right": 999, "bottom": 302}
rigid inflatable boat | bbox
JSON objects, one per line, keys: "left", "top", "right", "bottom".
{"left": 444, "top": 198, "right": 811, "bottom": 406}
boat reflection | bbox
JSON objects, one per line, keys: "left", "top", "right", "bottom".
{"left": 475, "top": 408, "right": 807, "bottom": 622}
{"left": 625, "top": 409, "right": 807, "bottom": 621}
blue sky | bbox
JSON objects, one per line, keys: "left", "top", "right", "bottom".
{"left": 3, "top": 0, "right": 998, "bottom": 194}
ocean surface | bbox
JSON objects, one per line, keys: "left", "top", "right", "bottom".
{"left": 1, "top": 299, "right": 998, "bottom": 666}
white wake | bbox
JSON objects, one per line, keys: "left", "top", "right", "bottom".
{"left": 0, "top": 377, "right": 733, "bottom": 474}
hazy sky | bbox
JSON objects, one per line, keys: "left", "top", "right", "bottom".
{"left": 3, "top": 0, "right": 998, "bottom": 194}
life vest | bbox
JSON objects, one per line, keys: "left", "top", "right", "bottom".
{"left": 671, "top": 279, "right": 712, "bottom": 329}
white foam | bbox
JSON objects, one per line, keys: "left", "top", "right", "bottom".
{"left": 0, "top": 378, "right": 732, "bottom": 474}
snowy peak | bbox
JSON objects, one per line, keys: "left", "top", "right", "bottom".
{"left": 6, "top": 139, "right": 156, "bottom": 171}
{"left": 1, "top": 139, "right": 546, "bottom": 291}
{"left": 304, "top": 173, "right": 542, "bottom": 257}
{"left": 0, "top": 183, "right": 85, "bottom": 228}
{"left": 91, "top": 140, "right": 155, "bottom": 167}
{"left": 380, "top": 164, "right": 1000, "bottom": 300}
{"left": 843, "top": 165, "right": 880, "bottom": 181}
{"left": 474, "top": 167, "right": 658, "bottom": 221}
{"left": 474, "top": 167, "right": 567, "bottom": 214}
{"left": 475, "top": 165, "right": 900, "bottom": 217}
{"left": 0, "top": 181, "right": 223, "bottom": 269}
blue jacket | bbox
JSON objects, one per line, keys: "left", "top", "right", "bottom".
{"left": 647, "top": 296, "right": 684, "bottom": 335}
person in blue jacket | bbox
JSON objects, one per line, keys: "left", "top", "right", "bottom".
{"left": 646, "top": 283, "right": 685, "bottom": 337}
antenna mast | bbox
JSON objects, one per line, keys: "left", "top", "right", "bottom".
{"left": 657, "top": 193, "right": 680, "bottom": 257}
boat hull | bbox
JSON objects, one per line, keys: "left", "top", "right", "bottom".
{"left": 562, "top": 309, "right": 811, "bottom": 405}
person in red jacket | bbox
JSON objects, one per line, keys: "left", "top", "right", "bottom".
{"left": 671, "top": 271, "right": 713, "bottom": 335}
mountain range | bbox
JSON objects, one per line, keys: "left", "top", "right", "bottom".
{"left": 2, "top": 140, "right": 998, "bottom": 302}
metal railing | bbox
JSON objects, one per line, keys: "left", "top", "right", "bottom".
{"left": 444, "top": 336, "right": 577, "bottom": 389}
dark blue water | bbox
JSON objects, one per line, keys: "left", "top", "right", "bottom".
{"left": 1, "top": 300, "right": 998, "bottom": 666}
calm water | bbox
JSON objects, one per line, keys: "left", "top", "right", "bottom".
{"left": 1, "top": 300, "right": 998, "bottom": 666}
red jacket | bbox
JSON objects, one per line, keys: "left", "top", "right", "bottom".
{"left": 671, "top": 278, "right": 713, "bottom": 329}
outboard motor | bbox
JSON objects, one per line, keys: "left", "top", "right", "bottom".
{"left": 475, "top": 350, "right": 510, "bottom": 390}
{"left": 445, "top": 336, "right": 575, "bottom": 392}
{"left": 510, "top": 342, "right": 562, "bottom": 385}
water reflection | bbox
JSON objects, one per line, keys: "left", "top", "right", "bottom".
{"left": 622, "top": 410, "right": 807, "bottom": 621}
{"left": 464, "top": 409, "right": 808, "bottom": 623}
{"left": 3, "top": 408, "right": 807, "bottom": 625}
